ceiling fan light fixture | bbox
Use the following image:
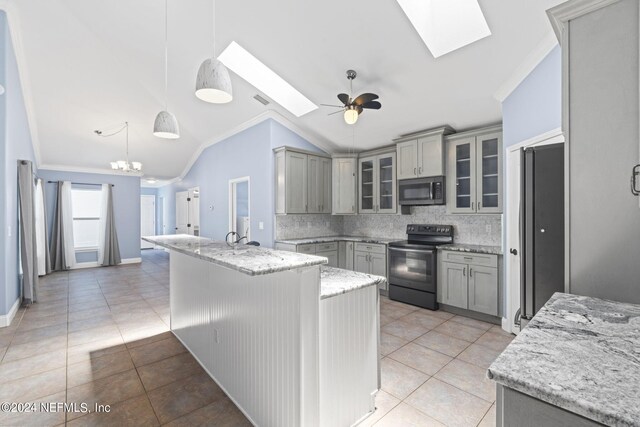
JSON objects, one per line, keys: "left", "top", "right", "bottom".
{"left": 195, "top": 58, "right": 233, "bottom": 103}
{"left": 153, "top": 110, "right": 180, "bottom": 139}
{"left": 344, "top": 106, "right": 359, "bottom": 125}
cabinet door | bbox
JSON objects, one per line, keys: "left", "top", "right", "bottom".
{"left": 345, "top": 241, "right": 354, "bottom": 270}
{"left": 307, "top": 155, "right": 321, "bottom": 213}
{"left": 317, "top": 250, "right": 338, "bottom": 268}
{"left": 320, "top": 157, "right": 332, "bottom": 213}
{"left": 397, "top": 140, "right": 418, "bottom": 180}
{"left": 359, "top": 157, "right": 376, "bottom": 213}
{"left": 370, "top": 252, "right": 387, "bottom": 290}
{"left": 447, "top": 138, "right": 476, "bottom": 213}
{"left": 468, "top": 265, "right": 499, "bottom": 316}
{"left": 296, "top": 244, "right": 316, "bottom": 255}
{"left": 286, "top": 151, "right": 308, "bottom": 213}
{"left": 441, "top": 262, "right": 468, "bottom": 309}
{"left": 332, "top": 158, "right": 357, "bottom": 214}
{"left": 418, "top": 135, "right": 444, "bottom": 177}
{"left": 476, "top": 133, "right": 503, "bottom": 213}
{"left": 377, "top": 153, "right": 397, "bottom": 213}
{"left": 354, "top": 251, "right": 370, "bottom": 274}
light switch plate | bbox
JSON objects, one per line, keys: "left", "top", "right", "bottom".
{"left": 259, "top": 222, "right": 264, "bottom": 230}
{"left": 485, "top": 224, "right": 491, "bottom": 233}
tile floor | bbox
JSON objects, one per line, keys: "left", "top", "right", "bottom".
{"left": 0, "top": 249, "right": 513, "bottom": 426}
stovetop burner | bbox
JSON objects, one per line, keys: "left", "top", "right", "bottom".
{"left": 388, "top": 224, "right": 454, "bottom": 248}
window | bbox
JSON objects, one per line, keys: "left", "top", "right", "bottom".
{"left": 71, "top": 188, "right": 101, "bottom": 249}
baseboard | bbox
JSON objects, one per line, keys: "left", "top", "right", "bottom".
{"left": 71, "top": 257, "right": 142, "bottom": 270}
{"left": 0, "top": 298, "right": 21, "bottom": 328}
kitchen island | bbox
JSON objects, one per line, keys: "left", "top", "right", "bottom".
{"left": 488, "top": 292, "right": 640, "bottom": 427}
{"left": 143, "top": 235, "right": 385, "bottom": 427}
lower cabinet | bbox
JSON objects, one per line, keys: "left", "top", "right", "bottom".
{"left": 354, "top": 243, "right": 388, "bottom": 291}
{"left": 438, "top": 251, "right": 500, "bottom": 316}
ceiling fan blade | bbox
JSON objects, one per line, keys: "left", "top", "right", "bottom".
{"left": 320, "top": 103, "right": 344, "bottom": 108}
{"left": 361, "top": 101, "right": 381, "bottom": 110}
{"left": 328, "top": 110, "right": 344, "bottom": 116}
{"left": 337, "top": 93, "right": 350, "bottom": 105}
{"left": 352, "top": 93, "right": 379, "bottom": 106}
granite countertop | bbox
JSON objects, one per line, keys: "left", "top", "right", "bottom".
{"left": 439, "top": 243, "right": 503, "bottom": 255}
{"left": 320, "top": 266, "right": 386, "bottom": 300}
{"left": 143, "top": 235, "right": 327, "bottom": 276}
{"left": 275, "top": 236, "right": 396, "bottom": 245}
{"left": 487, "top": 292, "right": 640, "bottom": 427}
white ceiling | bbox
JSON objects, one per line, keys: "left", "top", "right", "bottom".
{"left": 8, "top": 0, "right": 564, "bottom": 180}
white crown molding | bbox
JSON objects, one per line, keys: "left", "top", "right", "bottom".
{"left": 0, "top": 297, "right": 20, "bottom": 327}
{"left": 175, "top": 110, "right": 337, "bottom": 181}
{"left": 39, "top": 163, "right": 143, "bottom": 177}
{"left": 493, "top": 31, "right": 558, "bottom": 103}
{"left": 547, "top": 0, "right": 622, "bottom": 42}
{"left": 0, "top": 1, "right": 42, "bottom": 167}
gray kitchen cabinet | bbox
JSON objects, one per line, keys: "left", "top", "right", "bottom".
{"left": 359, "top": 151, "right": 396, "bottom": 214}
{"left": 317, "top": 249, "right": 338, "bottom": 267}
{"left": 354, "top": 251, "right": 370, "bottom": 274}
{"left": 395, "top": 126, "right": 454, "bottom": 180}
{"left": 370, "top": 253, "right": 387, "bottom": 278}
{"left": 354, "top": 242, "right": 388, "bottom": 290}
{"left": 440, "top": 261, "right": 468, "bottom": 309}
{"left": 345, "top": 241, "right": 354, "bottom": 270}
{"left": 446, "top": 125, "right": 502, "bottom": 214}
{"left": 332, "top": 156, "right": 358, "bottom": 215}
{"left": 468, "top": 265, "right": 498, "bottom": 315}
{"left": 274, "top": 147, "right": 332, "bottom": 214}
{"left": 438, "top": 250, "right": 500, "bottom": 316}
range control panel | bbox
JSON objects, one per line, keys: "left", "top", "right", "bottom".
{"left": 406, "top": 224, "right": 453, "bottom": 236}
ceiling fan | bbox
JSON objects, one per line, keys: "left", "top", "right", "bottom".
{"left": 322, "top": 70, "right": 381, "bottom": 125}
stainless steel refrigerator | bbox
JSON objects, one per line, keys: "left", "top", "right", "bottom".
{"left": 520, "top": 143, "right": 565, "bottom": 321}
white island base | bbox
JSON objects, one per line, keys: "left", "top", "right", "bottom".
{"left": 169, "top": 250, "right": 380, "bottom": 427}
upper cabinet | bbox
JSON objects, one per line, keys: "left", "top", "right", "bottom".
{"left": 396, "top": 126, "right": 455, "bottom": 180}
{"left": 332, "top": 155, "right": 358, "bottom": 215}
{"left": 359, "top": 150, "right": 396, "bottom": 214}
{"left": 274, "top": 147, "right": 332, "bottom": 214}
{"left": 446, "top": 125, "right": 502, "bottom": 214}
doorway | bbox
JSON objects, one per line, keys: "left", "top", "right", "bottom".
{"left": 229, "top": 177, "right": 250, "bottom": 241}
{"left": 505, "top": 128, "right": 564, "bottom": 334}
{"left": 140, "top": 195, "right": 156, "bottom": 249}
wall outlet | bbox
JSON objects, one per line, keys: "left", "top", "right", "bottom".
{"left": 259, "top": 221, "right": 264, "bottom": 230}
{"left": 485, "top": 224, "right": 492, "bottom": 234}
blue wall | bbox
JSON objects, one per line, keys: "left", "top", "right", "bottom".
{"left": 38, "top": 170, "right": 142, "bottom": 262}
{"left": 158, "top": 119, "right": 325, "bottom": 247}
{"left": 503, "top": 46, "right": 562, "bottom": 147}
{"left": 0, "top": 11, "right": 38, "bottom": 318}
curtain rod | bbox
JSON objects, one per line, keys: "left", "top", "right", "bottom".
{"left": 47, "top": 181, "right": 114, "bottom": 187}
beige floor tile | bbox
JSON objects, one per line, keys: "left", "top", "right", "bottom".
{"left": 434, "top": 359, "right": 496, "bottom": 402}
{"left": 388, "top": 342, "right": 452, "bottom": 376}
{"left": 11, "top": 322, "right": 68, "bottom": 345}
{"left": 490, "top": 324, "right": 512, "bottom": 336}
{"left": 428, "top": 310, "right": 455, "bottom": 321}
{"left": 382, "top": 319, "right": 431, "bottom": 341}
{"left": 18, "top": 313, "right": 67, "bottom": 332}
{"left": 358, "top": 390, "right": 401, "bottom": 427}
{"left": 0, "top": 349, "right": 66, "bottom": 383}
{"left": 125, "top": 331, "right": 174, "bottom": 349}
{"left": 2, "top": 335, "right": 66, "bottom": 363}
{"left": 137, "top": 352, "right": 203, "bottom": 391}
{"left": 400, "top": 311, "right": 446, "bottom": 330}
{"left": 0, "top": 390, "right": 66, "bottom": 427}
{"left": 433, "top": 320, "right": 486, "bottom": 342}
{"left": 67, "top": 335, "right": 127, "bottom": 365}
{"left": 120, "top": 323, "right": 170, "bottom": 344}
{"left": 68, "top": 306, "right": 112, "bottom": 322}
{"left": 68, "top": 324, "right": 122, "bottom": 348}
{"left": 68, "top": 314, "right": 117, "bottom": 333}
{"left": 67, "top": 395, "right": 160, "bottom": 427}
{"left": 381, "top": 304, "right": 416, "bottom": 320}
{"left": 381, "top": 358, "right": 429, "bottom": 400}
{"left": 376, "top": 402, "right": 445, "bottom": 426}
{"left": 475, "top": 331, "right": 514, "bottom": 352}
{"left": 405, "top": 378, "right": 492, "bottom": 427}
{"left": 457, "top": 343, "right": 503, "bottom": 369}
{"left": 164, "top": 396, "right": 251, "bottom": 427}
{"left": 129, "top": 335, "right": 187, "bottom": 367}
{"left": 478, "top": 403, "right": 496, "bottom": 427}
{"left": 380, "top": 332, "right": 409, "bottom": 357}
{"left": 449, "top": 315, "right": 494, "bottom": 331}
{"left": 414, "top": 331, "right": 471, "bottom": 357}
{"left": 0, "top": 366, "right": 66, "bottom": 402}
{"left": 67, "top": 349, "right": 135, "bottom": 388}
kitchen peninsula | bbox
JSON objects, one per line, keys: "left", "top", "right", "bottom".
{"left": 142, "top": 235, "right": 385, "bottom": 427}
{"left": 488, "top": 293, "right": 640, "bottom": 426}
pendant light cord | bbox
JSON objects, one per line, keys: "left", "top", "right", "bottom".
{"left": 164, "top": 0, "right": 169, "bottom": 111}
{"left": 212, "top": 0, "right": 216, "bottom": 57}
{"left": 125, "top": 122, "right": 130, "bottom": 164}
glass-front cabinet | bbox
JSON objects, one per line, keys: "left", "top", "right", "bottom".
{"left": 359, "top": 151, "right": 396, "bottom": 214}
{"left": 447, "top": 127, "right": 502, "bottom": 214}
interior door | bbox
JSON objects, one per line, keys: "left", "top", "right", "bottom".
{"left": 140, "top": 195, "right": 156, "bottom": 249}
{"left": 176, "top": 191, "right": 189, "bottom": 234}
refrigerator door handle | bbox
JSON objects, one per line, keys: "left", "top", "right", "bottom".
{"left": 509, "top": 248, "right": 518, "bottom": 255}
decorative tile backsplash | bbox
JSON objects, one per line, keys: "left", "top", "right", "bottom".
{"left": 276, "top": 206, "right": 502, "bottom": 247}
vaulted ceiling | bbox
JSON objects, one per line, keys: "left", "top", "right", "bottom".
{"left": 8, "top": 0, "right": 564, "bottom": 179}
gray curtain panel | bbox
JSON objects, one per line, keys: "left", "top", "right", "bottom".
{"left": 101, "top": 185, "right": 121, "bottom": 266}
{"left": 50, "top": 181, "right": 68, "bottom": 271}
{"left": 41, "top": 182, "right": 52, "bottom": 274}
{"left": 17, "top": 160, "right": 39, "bottom": 304}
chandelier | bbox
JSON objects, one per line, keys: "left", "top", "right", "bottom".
{"left": 94, "top": 122, "right": 143, "bottom": 173}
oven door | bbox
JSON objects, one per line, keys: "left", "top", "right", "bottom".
{"left": 388, "top": 247, "right": 436, "bottom": 292}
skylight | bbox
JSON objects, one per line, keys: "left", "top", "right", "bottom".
{"left": 218, "top": 42, "right": 318, "bottom": 117}
{"left": 396, "top": 0, "right": 491, "bottom": 58}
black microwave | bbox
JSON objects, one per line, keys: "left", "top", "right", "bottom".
{"left": 398, "top": 176, "right": 445, "bottom": 206}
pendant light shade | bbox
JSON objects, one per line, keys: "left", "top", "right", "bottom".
{"left": 195, "top": 58, "right": 233, "bottom": 103}
{"left": 153, "top": 110, "right": 180, "bottom": 139}
{"left": 344, "top": 107, "right": 359, "bottom": 125}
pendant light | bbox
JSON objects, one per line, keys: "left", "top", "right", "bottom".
{"left": 153, "top": 0, "right": 180, "bottom": 139}
{"left": 195, "top": 0, "right": 233, "bottom": 103}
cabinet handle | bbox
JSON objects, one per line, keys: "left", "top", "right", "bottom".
{"left": 469, "top": 268, "right": 473, "bottom": 277}
{"left": 305, "top": 204, "right": 308, "bottom": 212}
{"left": 463, "top": 267, "right": 466, "bottom": 276}
{"left": 414, "top": 167, "right": 417, "bottom": 175}
{"left": 478, "top": 202, "right": 481, "bottom": 210}
{"left": 471, "top": 202, "right": 475, "bottom": 211}
{"left": 352, "top": 205, "right": 355, "bottom": 212}
{"left": 419, "top": 166, "right": 422, "bottom": 175}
